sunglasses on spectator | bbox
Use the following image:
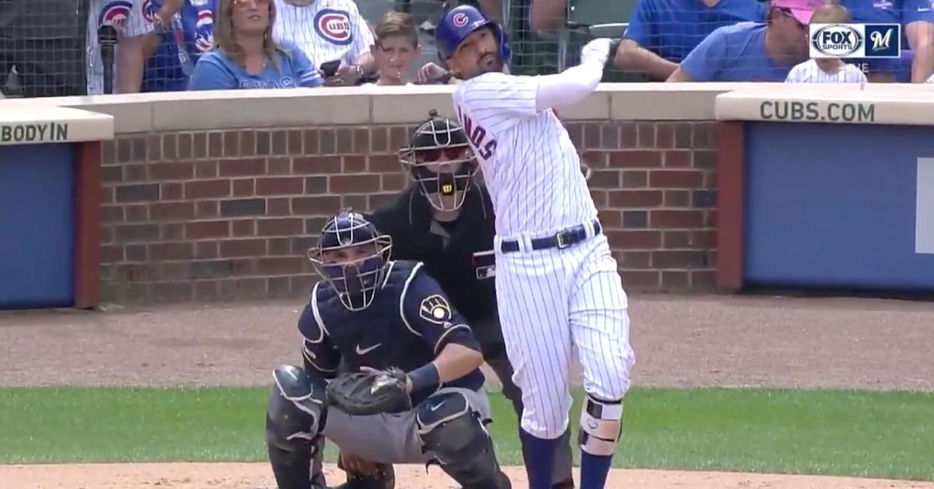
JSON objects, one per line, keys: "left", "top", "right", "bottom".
{"left": 416, "top": 146, "right": 470, "bottom": 163}
{"left": 233, "top": 0, "right": 269, "bottom": 7}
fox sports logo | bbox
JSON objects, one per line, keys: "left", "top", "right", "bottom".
{"left": 811, "top": 24, "right": 862, "bottom": 57}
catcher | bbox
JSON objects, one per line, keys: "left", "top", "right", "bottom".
{"left": 265, "top": 210, "right": 512, "bottom": 489}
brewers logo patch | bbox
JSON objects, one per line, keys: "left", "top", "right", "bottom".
{"left": 314, "top": 9, "right": 352, "bottom": 45}
{"left": 419, "top": 295, "right": 452, "bottom": 324}
{"left": 98, "top": 0, "right": 132, "bottom": 29}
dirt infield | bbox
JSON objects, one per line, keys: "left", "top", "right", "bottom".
{"left": 1, "top": 293, "right": 933, "bottom": 488}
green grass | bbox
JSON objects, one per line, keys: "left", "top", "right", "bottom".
{"left": 1, "top": 387, "right": 932, "bottom": 481}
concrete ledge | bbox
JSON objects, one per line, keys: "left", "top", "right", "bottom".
{"left": 716, "top": 84, "right": 934, "bottom": 126}
{"left": 0, "top": 106, "right": 114, "bottom": 145}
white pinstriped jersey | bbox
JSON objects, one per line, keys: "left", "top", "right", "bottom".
{"left": 86, "top": 0, "right": 131, "bottom": 95}
{"left": 785, "top": 59, "right": 868, "bottom": 84}
{"left": 272, "top": 0, "right": 374, "bottom": 68}
{"left": 453, "top": 72, "right": 598, "bottom": 238}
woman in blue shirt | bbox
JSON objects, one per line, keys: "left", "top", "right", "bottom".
{"left": 189, "top": 0, "right": 323, "bottom": 90}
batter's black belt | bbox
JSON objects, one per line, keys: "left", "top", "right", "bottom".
{"left": 499, "top": 220, "right": 602, "bottom": 253}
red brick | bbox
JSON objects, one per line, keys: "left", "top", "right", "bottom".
{"left": 240, "top": 131, "right": 257, "bottom": 156}
{"left": 163, "top": 223, "right": 183, "bottom": 240}
{"left": 293, "top": 196, "right": 341, "bottom": 215}
{"left": 256, "top": 177, "right": 304, "bottom": 196}
{"left": 649, "top": 170, "right": 704, "bottom": 188}
{"left": 662, "top": 271, "right": 690, "bottom": 289}
{"left": 694, "top": 150, "right": 718, "bottom": 170}
{"left": 591, "top": 190, "right": 608, "bottom": 208}
{"left": 704, "top": 170, "right": 718, "bottom": 187}
{"left": 354, "top": 129, "right": 370, "bottom": 153}
{"left": 268, "top": 157, "right": 292, "bottom": 175}
{"left": 663, "top": 231, "right": 691, "bottom": 248}
{"left": 371, "top": 127, "right": 388, "bottom": 153}
{"left": 598, "top": 209, "right": 622, "bottom": 228}
{"left": 185, "top": 179, "right": 231, "bottom": 199}
{"left": 664, "top": 190, "right": 691, "bottom": 207}
{"left": 149, "top": 242, "right": 194, "bottom": 260}
{"left": 195, "top": 161, "right": 217, "bottom": 178}
{"left": 608, "top": 150, "right": 662, "bottom": 168}
{"left": 622, "top": 171, "right": 648, "bottom": 188}
{"left": 186, "top": 220, "right": 230, "bottom": 239}
{"left": 294, "top": 156, "right": 342, "bottom": 174}
{"left": 159, "top": 262, "right": 188, "bottom": 280}
{"left": 337, "top": 128, "right": 353, "bottom": 154}
{"left": 389, "top": 127, "right": 409, "bottom": 149}
{"left": 303, "top": 129, "right": 319, "bottom": 155}
{"left": 330, "top": 175, "right": 380, "bottom": 193}
{"left": 233, "top": 220, "right": 255, "bottom": 236}
{"left": 125, "top": 164, "right": 147, "bottom": 182}
{"left": 258, "top": 257, "right": 305, "bottom": 275}
{"left": 101, "top": 188, "right": 114, "bottom": 204}
{"left": 196, "top": 200, "right": 219, "bottom": 218}
{"left": 620, "top": 122, "right": 637, "bottom": 148}
{"left": 692, "top": 230, "right": 717, "bottom": 249}
{"left": 126, "top": 205, "right": 148, "bottom": 221}
{"left": 691, "top": 270, "right": 716, "bottom": 290}
{"left": 581, "top": 151, "right": 608, "bottom": 169}
{"left": 620, "top": 251, "right": 651, "bottom": 268}
{"left": 194, "top": 280, "right": 219, "bottom": 300}
{"left": 221, "top": 239, "right": 266, "bottom": 257}
{"left": 233, "top": 179, "right": 255, "bottom": 197}
{"left": 195, "top": 241, "right": 219, "bottom": 259}
{"left": 101, "top": 227, "right": 115, "bottom": 244}
{"left": 161, "top": 183, "right": 183, "bottom": 200}
{"left": 268, "top": 238, "right": 290, "bottom": 255}
{"left": 233, "top": 258, "right": 258, "bottom": 275}
{"left": 126, "top": 245, "right": 147, "bottom": 261}
{"left": 601, "top": 124, "right": 620, "bottom": 149}
{"left": 257, "top": 218, "right": 304, "bottom": 236}
{"left": 656, "top": 123, "right": 674, "bottom": 148}
{"left": 219, "top": 277, "right": 267, "bottom": 298}
{"left": 343, "top": 155, "right": 366, "bottom": 173}
{"left": 608, "top": 190, "right": 662, "bottom": 208}
{"left": 272, "top": 130, "right": 289, "bottom": 155}
{"left": 705, "top": 210, "right": 718, "bottom": 227}
{"left": 663, "top": 151, "right": 692, "bottom": 168}
{"left": 101, "top": 245, "right": 124, "bottom": 263}
{"left": 102, "top": 206, "right": 124, "bottom": 224}
{"left": 342, "top": 195, "right": 367, "bottom": 210}
{"left": 208, "top": 132, "right": 223, "bottom": 158}
{"left": 193, "top": 133, "right": 208, "bottom": 159}
{"left": 268, "top": 198, "right": 290, "bottom": 216}
{"left": 650, "top": 210, "right": 705, "bottom": 228}
{"left": 219, "top": 158, "right": 265, "bottom": 176}
{"left": 693, "top": 122, "right": 716, "bottom": 149}
{"left": 637, "top": 123, "right": 656, "bottom": 148}
{"left": 607, "top": 231, "right": 661, "bottom": 249}
{"left": 288, "top": 130, "right": 304, "bottom": 155}
{"left": 652, "top": 250, "right": 707, "bottom": 268}
{"left": 382, "top": 173, "right": 407, "bottom": 192}
{"left": 224, "top": 131, "right": 240, "bottom": 156}
{"left": 150, "top": 162, "right": 194, "bottom": 180}
{"left": 150, "top": 202, "right": 195, "bottom": 221}
{"left": 621, "top": 270, "right": 660, "bottom": 289}
{"left": 583, "top": 124, "right": 601, "bottom": 149}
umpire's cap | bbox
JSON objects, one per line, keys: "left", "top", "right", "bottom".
{"left": 435, "top": 5, "right": 511, "bottom": 63}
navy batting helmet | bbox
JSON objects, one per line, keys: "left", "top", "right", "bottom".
{"left": 306, "top": 210, "right": 392, "bottom": 311}
{"left": 435, "top": 5, "right": 511, "bottom": 63}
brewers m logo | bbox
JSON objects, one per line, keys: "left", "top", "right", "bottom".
{"left": 809, "top": 23, "right": 901, "bottom": 59}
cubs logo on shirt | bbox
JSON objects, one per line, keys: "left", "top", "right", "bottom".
{"left": 98, "top": 0, "right": 132, "bottom": 28}
{"left": 142, "top": 0, "right": 157, "bottom": 22}
{"left": 314, "top": 8, "right": 352, "bottom": 45}
{"left": 194, "top": 8, "right": 215, "bottom": 51}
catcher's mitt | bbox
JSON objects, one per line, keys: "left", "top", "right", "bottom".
{"left": 326, "top": 367, "right": 412, "bottom": 415}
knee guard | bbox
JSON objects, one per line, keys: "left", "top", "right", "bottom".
{"left": 416, "top": 391, "right": 511, "bottom": 489}
{"left": 578, "top": 394, "right": 624, "bottom": 456}
{"left": 266, "top": 365, "right": 328, "bottom": 489}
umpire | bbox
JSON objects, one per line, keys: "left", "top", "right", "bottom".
{"left": 366, "top": 110, "right": 575, "bottom": 489}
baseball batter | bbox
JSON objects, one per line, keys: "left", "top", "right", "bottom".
{"left": 271, "top": 0, "right": 376, "bottom": 85}
{"left": 434, "top": 6, "right": 635, "bottom": 489}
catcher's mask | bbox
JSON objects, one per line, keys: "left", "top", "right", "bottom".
{"left": 307, "top": 210, "right": 392, "bottom": 311}
{"left": 398, "top": 110, "right": 478, "bottom": 212}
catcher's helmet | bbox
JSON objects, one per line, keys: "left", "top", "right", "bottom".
{"left": 398, "top": 110, "right": 479, "bottom": 211}
{"left": 306, "top": 210, "right": 392, "bottom": 311}
{"left": 435, "top": 5, "right": 511, "bottom": 63}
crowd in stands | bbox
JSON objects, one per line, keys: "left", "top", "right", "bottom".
{"left": 2, "top": 0, "right": 934, "bottom": 99}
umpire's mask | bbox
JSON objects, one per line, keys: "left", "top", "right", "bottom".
{"left": 398, "top": 110, "right": 479, "bottom": 212}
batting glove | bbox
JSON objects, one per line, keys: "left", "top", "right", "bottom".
{"left": 581, "top": 38, "right": 613, "bottom": 67}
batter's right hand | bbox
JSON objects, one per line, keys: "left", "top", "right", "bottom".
{"left": 581, "top": 38, "right": 613, "bottom": 67}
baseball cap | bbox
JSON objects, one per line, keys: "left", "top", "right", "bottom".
{"left": 771, "top": 0, "right": 823, "bottom": 24}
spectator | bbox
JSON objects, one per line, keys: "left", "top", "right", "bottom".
{"left": 366, "top": 11, "right": 420, "bottom": 86}
{"left": 0, "top": 0, "right": 88, "bottom": 98}
{"left": 189, "top": 0, "right": 324, "bottom": 89}
{"left": 785, "top": 0, "right": 867, "bottom": 83}
{"left": 118, "top": 0, "right": 217, "bottom": 92}
{"left": 667, "top": 0, "right": 821, "bottom": 82}
{"left": 838, "top": 0, "right": 934, "bottom": 83}
{"left": 612, "top": 0, "right": 766, "bottom": 81}
{"left": 271, "top": 0, "right": 376, "bottom": 86}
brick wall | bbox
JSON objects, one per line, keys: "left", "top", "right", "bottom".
{"left": 99, "top": 120, "right": 718, "bottom": 303}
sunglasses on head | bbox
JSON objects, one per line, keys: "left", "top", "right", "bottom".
{"left": 415, "top": 145, "right": 470, "bottom": 163}
{"left": 233, "top": 0, "right": 269, "bottom": 7}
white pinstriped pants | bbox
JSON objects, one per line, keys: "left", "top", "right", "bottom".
{"left": 493, "top": 228, "right": 635, "bottom": 439}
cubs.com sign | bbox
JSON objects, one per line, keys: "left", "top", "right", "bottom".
{"left": 809, "top": 23, "right": 901, "bottom": 58}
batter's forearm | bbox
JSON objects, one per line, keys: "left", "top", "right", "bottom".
{"left": 535, "top": 57, "right": 603, "bottom": 112}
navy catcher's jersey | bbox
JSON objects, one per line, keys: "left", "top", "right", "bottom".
{"left": 298, "top": 260, "right": 485, "bottom": 404}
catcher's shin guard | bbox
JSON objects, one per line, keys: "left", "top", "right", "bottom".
{"left": 266, "top": 365, "right": 328, "bottom": 489}
{"left": 416, "top": 391, "right": 511, "bottom": 489}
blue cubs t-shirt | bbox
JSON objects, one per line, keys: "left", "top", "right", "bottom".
{"left": 839, "top": 0, "right": 934, "bottom": 82}
{"left": 624, "top": 0, "right": 766, "bottom": 63}
{"left": 140, "top": 0, "right": 218, "bottom": 92}
{"left": 679, "top": 22, "right": 795, "bottom": 81}
{"left": 188, "top": 42, "right": 324, "bottom": 90}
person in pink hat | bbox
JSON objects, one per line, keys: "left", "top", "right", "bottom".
{"left": 667, "top": 0, "right": 823, "bottom": 81}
